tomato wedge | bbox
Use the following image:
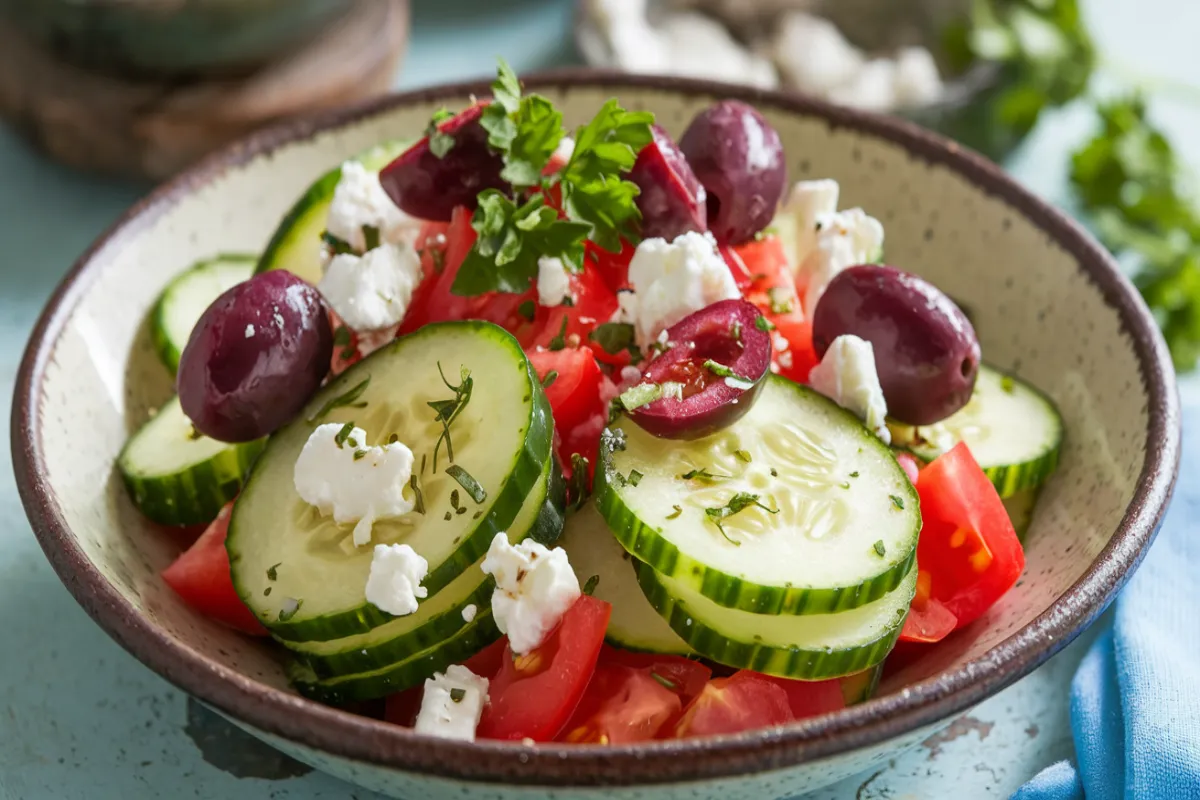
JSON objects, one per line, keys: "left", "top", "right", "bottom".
{"left": 523, "top": 265, "right": 621, "bottom": 365}
{"left": 598, "top": 645, "right": 712, "bottom": 704}
{"left": 476, "top": 595, "right": 612, "bottom": 741}
{"left": 161, "top": 502, "right": 266, "bottom": 636}
{"left": 754, "top": 672, "right": 846, "bottom": 720}
{"left": 559, "top": 663, "right": 681, "bottom": 744}
{"left": 900, "top": 442, "right": 1025, "bottom": 642}
{"left": 669, "top": 671, "right": 792, "bottom": 738}
{"left": 525, "top": 347, "right": 607, "bottom": 478}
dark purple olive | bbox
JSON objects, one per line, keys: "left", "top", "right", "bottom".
{"left": 678, "top": 101, "right": 787, "bottom": 245}
{"left": 379, "top": 104, "right": 507, "bottom": 222}
{"left": 630, "top": 125, "right": 707, "bottom": 240}
{"left": 177, "top": 271, "right": 333, "bottom": 442}
{"left": 627, "top": 300, "right": 771, "bottom": 439}
{"left": 812, "top": 265, "right": 980, "bottom": 426}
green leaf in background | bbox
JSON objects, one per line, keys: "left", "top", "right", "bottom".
{"left": 1069, "top": 96, "right": 1200, "bottom": 370}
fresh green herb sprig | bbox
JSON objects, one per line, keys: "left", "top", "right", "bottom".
{"left": 452, "top": 59, "right": 654, "bottom": 298}
{"left": 704, "top": 492, "right": 778, "bottom": 545}
{"left": 1069, "top": 95, "right": 1200, "bottom": 369}
{"left": 428, "top": 364, "right": 473, "bottom": 470}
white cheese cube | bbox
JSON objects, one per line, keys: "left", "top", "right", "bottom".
{"left": 414, "top": 665, "right": 489, "bottom": 742}
{"left": 326, "top": 161, "right": 422, "bottom": 252}
{"left": 808, "top": 334, "right": 891, "bottom": 444}
{"left": 619, "top": 231, "right": 740, "bottom": 350}
{"left": 319, "top": 242, "right": 423, "bottom": 333}
{"left": 536, "top": 256, "right": 575, "bottom": 307}
{"left": 365, "top": 544, "right": 428, "bottom": 616}
{"left": 481, "top": 533, "right": 580, "bottom": 655}
{"left": 293, "top": 423, "right": 415, "bottom": 547}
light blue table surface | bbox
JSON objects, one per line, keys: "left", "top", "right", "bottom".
{"left": 2, "top": 1, "right": 1198, "bottom": 798}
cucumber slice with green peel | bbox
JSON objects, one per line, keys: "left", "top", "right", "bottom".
{"left": 636, "top": 562, "right": 916, "bottom": 680}
{"left": 560, "top": 502, "right": 693, "bottom": 656}
{"left": 1003, "top": 486, "right": 1041, "bottom": 543}
{"left": 118, "top": 396, "right": 265, "bottom": 527}
{"left": 255, "top": 140, "right": 412, "bottom": 285}
{"left": 151, "top": 253, "right": 256, "bottom": 374}
{"left": 890, "top": 366, "right": 1062, "bottom": 498}
{"left": 229, "top": 321, "right": 554, "bottom": 642}
{"left": 596, "top": 376, "right": 920, "bottom": 617}
{"left": 840, "top": 664, "right": 882, "bottom": 705}
{"left": 286, "top": 451, "right": 559, "bottom": 679}
{"left": 290, "top": 607, "right": 501, "bottom": 704}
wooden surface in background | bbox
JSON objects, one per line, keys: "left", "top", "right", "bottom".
{"left": 0, "top": 0, "right": 409, "bottom": 179}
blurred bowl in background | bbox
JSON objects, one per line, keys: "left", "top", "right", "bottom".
{"left": 0, "top": 0, "right": 354, "bottom": 78}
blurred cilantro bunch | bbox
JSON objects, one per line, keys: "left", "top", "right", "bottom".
{"left": 934, "top": 0, "right": 1200, "bottom": 370}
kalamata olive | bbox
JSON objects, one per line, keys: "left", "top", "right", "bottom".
{"left": 630, "top": 125, "right": 707, "bottom": 240}
{"left": 678, "top": 101, "right": 787, "bottom": 245}
{"left": 626, "top": 299, "right": 771, "bottom": 439}
{"left": 177, "top": 271, "right": 333, "bottom": 442}
{"left": 812, "top": 265, "right": 980, "bottom": 425}
{"left": 379, "top": 104, "right": 507, "bottom": 222}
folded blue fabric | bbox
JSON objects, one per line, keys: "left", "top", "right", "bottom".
{"left": 1015, "top": 417, "right": 1200, "bottom": 799}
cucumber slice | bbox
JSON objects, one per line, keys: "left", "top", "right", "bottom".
{"left": 151, "top": 253, "right": 256, "bottom": 375}
{"left": 596, "top": 376, "right": 920, "bottom": 617}
{"left": 636, "top": 562, "right": 916, "bottom": 680}
{"left": 229, "top": 321, "right": 554, "bottom": 641}
{"left": 560, "top": 503, "right": 693, "bottom": 655}
{"left": 255, "top": 140, "right": 411, "bottom": 285}
{"left": 840, "top": 665, "right": 882, "bottom": 705}
{"left": 290, "top": 607, "right": 500, "bottom": 704}
{"left": 891, "top": 366, "right": 1062, "bottom": 498}
{"left": 118, "top": 396, "right": 264, "bottom": 527}
{"left": 287, "top": 451, "right": 559, "bottom": 679}
{"left": 1003, "top": 486, "right": 1040, "bottom": 543}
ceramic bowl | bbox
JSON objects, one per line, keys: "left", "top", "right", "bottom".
{"left": 11, "top": 72, "right": 1180, "bottom": 800}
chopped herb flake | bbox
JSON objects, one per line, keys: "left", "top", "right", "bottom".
{"left": 1000, "top": 375, "right": 1016, "bottom": 394}
{"left": 589, "top": 322, "right": 642, "bottom": 363}
{"left": 409, "top": 474, "right": 426, "bottom": 514}
{"left": 353, "top": 449, "right": 368, "bottom": 461}
{"left": 850, "top": 471, "right": 859, "bottom": 478}
{"left": 266, "top": 563, "right": 281, "bottom": 581}
{"left": 426, "top": 111, "right": 457, "bottom": 159}
{"left": 704, "top": 492, "right": 778, "bottom": 545}
{"left": 767, "top": 287, "right": 794, "bottom": 315}
{"left": 446, "top": 464, "right": 488, "bottom": 504}
{"left": 873, "top": 540, "right": 887, "bottom": 557}
{"left": 666, "top": 504, "right": 683, "bottom": 519}
{"left": 309, "top": 377, "right": 371, "bottom": 422}
{"left": 568, "top": 454, "right": 592, "bottom": 510}
{"left": 619, "top": 382, "right": 662, "bottom": 411}
{"left": 362, "top": 224, "right": 381, "bottom": 251}
{"left": 449, "top": 687, "right": 467, "bottom": 703}
{"left": 450, "top": 489, "right": 463, "bottom": 514}
{"left": 734, "top": 449, "right": 752, "bottom": 463}
{"left": 428, "top": 363, "right": 473, "bottom": 470}
{"left": 650, "top": 672, "right": 677, "bottom": 691}
{"left": 582, "top": 574, "right": 600, "bottom": 596}
{"left": 547, "top": 316, "right": 569, "bottom": 351}
{"left": 321, "top": 231, "right": 354, "bottom": 255}
{"left": 889, "top": 494, "right": 906, "bottom": 510}
{"left": 333, "top": 421, "right": 356, "bottom": 448}
{"left": 517, "top": 299, "right": 536, "bottom": 321}
{"left": 680, "top": 467, "right": 731, "bottom": 482}
{"left": 703, "top": 359, "right": 751, "bottom": 383}
{"left": 755, "top": 316, "right": 776, "bottom": 332}
{"left": 444, "top": 511, "right": 453, "bottom": 521}
{"left": 628, "top": 469, "right": 643, "bottom": 487}
{"left": 541, "top": 370, "right": 558, "bottom": 389}
{"left": 277, "top": 598, "right": 302, "bottom": 622}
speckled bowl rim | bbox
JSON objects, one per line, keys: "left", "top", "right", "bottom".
{"left": 11, "top": 70, "right": 1181, "bottom": 787}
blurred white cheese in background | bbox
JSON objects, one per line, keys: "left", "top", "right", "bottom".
{"left": 579, "top": 2, "right": 947, "bottom": 113}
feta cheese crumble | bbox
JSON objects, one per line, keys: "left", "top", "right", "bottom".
{"left": 461, "top": 603, "right": 478, "bottom": 623}
{"left": 293, "top": 423, "right": 416, "bottom": 547}
{"left": 319, "top": 242, "right": 423, "bottom": 333}
{"left": 617, "top": 231, "right": 740, "bottom": 350}
{"left": 808, "top": 334, "right": 891, "bottom": 444}
{"left": 326, "top": 161, "right": 421, "bottom": 252}
{"left": 244, "top": 324, "right": 256, "bottom": 339}
{"left": 536, "top": 256, "right": 574, "bottom": 307}
{"left": 481, "top": 533, "right": 580, "bottom": 655}
{"left": 365, "top": 544, "right": 428, "bottom": 616}
{"left": 414, "top": 665, "right": 489, "bottom": 742}
{"left": 800, "top": 207, "right": 885, "bottom": 317}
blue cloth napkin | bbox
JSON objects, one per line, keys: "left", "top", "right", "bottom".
{"left": 1014, "top": 416, "right": 1200, "bottom": 799}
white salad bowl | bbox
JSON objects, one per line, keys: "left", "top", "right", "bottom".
{"left": 12, "top": 71, "right": 1179, "bottom": 799}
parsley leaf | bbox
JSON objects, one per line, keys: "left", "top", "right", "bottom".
{"left": 704, "top": 492, "right": 778, "bottom": 544}
{"left": 589, "top": 322, "right": 642, "bottom": 363}
{"left": 582, "top": 574, "right": 600, "bottom": 596}
{"left": 425, "top": 108, "right": 457, "bottom": 159}
{"left": 451, "top": 191, "right": 590, "bottom": 296}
